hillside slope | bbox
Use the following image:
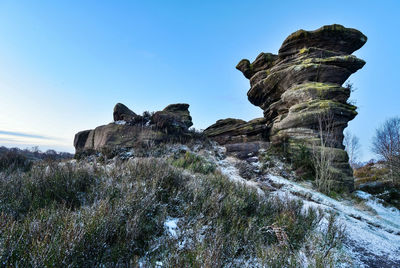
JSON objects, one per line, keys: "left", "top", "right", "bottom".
{"left": 1, "top": 142, "right": 399, "bottom": 267}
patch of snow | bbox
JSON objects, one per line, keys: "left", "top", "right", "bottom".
{"left": 119, "top": 151, "right": 134, "bottom": 159}
{"left": 114, "top": 120, "right": 127, "bottom": 125}
{"left": 44, "top": 166, "right": 51, "bottom": 175}
{"left": 354, "top": 190, "right": 400, "bottom": 230}
{"left": 196, "top": 144, "right": 399, "bottom": 266}
{"left": 217, "top": 156, "right": 264, "bottom": 196}
{"left": 125, "top": 151, "right": 134, "bottom": 157}
{"left": 267, "top": 174, "right": 400, "bottom": 267}
{"left": 164, "top": 218, "right": 179, "bottom": 238}
{"left": 178, "top": 238, "right": 187, "bottom": 250}
{"left": 297, "top": 250, "right": 309, "bottom": 268}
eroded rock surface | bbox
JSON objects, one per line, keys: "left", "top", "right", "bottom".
{"left": 113, "top": 103, "right": 137, "bottom": 121}
{"left": 204, "top": 118, "right": 267, "bottom": 145}
{"left": 74, "top": 103, "right": 194, "bottom": 156}
{"left": 153, "top": 103, "right": 193, "bottom": 133}
{"left": 235, "top": 24, "right": 367, "bottom": 191}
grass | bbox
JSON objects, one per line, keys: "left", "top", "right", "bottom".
{"left": 170, "top": 151, "right": 216, "bottom": 174}
{"left": 0, "top": 153, "right": 345, "bottom": 267}
{"left": 0, "top": 150, "right": 32, "bottom": 173}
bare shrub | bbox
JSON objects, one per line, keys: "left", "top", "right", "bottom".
{"left": 343, "top": 130, "right": 361, "bottom": 168}
{"left": 312, "top": 112, "right": 336, "bottom": 193}
{"left": 372, "top": 117, "right": 400, "bottom": 184}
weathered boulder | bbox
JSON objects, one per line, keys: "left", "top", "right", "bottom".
{"left": 74, "top": 123, "right": 166, "bottom": 155}
{"left": 235, "top": 24, "right": 367, "bottom": 191}
{"left": 73, "top": 130, "right": 91, "bottom": 151}
{"left": 152, "top": 103, "right": 193, "bottom": 133}
{"left": 74, "top": 103, "right": 194, "bottom": 156}
{"left": 225, "top": 141, "right": 270, "bottom": 160}
{"left": 204, "top": 117, "right": 267, "bottom": 145}
{"left": 113, "top": 103, "right": 137, "bottom": 122}
{"left": 163, "top": 103, "right": 193, "bottom": 128}
{"left": 278, "top": 24, "right": 367, "bottom": 57}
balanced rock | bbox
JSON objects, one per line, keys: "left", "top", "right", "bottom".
{"left": 153, "top": 103, "right": 193, "bottom": 133}
{"left": 113, "top": 103, "right": 137, "bottom": 122}
{"left": 236, "top": 24, "right": 367, "bottom": 191}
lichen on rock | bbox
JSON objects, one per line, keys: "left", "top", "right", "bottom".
{"left": 234, "top": 24, "right": 367, "bottom": 191}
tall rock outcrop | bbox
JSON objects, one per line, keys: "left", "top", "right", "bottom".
{"left": 236, "top": 24, "right": 367, "bottom": 191}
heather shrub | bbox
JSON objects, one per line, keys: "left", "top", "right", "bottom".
{"left": 0, "top": 157, "right": 344, "bottom": 266}
{"left": 171, "top": 151, "right": 216, "bottom": 174}
{"left": 0, "top": 162, "right": 95, "bottom": 218}
{"left": 0, "top": 150, "right": 32, "bottom": 172}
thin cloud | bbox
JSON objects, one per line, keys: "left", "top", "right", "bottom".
{"left": 0, "top": 137, "right": 19, "bottom": 143}
{"left": 0, "top": 130, "right": 72, "bottom": 150}
{"left": 0, "top": 130, "right": 56, "bottom": 140}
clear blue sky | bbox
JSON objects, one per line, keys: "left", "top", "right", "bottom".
{"left": 0, "top": 0, "right": 399, "bottom": 161}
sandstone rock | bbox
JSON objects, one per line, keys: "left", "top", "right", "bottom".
{"left": 152, "top": 103, "right": 193, "bottom": 133}
{"left": 236, "top": 53, "right": 278, "bottom": 79}
{"left": 278, "top": 24, "right": 367, "bottom": 57}
{"left": 204, "top": 118, "right": 267, "bottom": 145}
{"left": 74, "top": 103, "right": 194, "bottom": 156}
{"left": 225, "top": 141, "right": 270, "bottom": 160}
{"left": 73, "top": 130, "right": 91, "bottom": 152}
{"left": 235, "top": 24, "right": 367, "bottom": 191}
{"left": 75, "top": 123, "right": 166, "bottom": 154}
{"left": 113, "top": 103, "right": 137, "bottom": 122}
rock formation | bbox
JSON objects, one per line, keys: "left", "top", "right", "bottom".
{"left": 237, "top": 24, "right": 366, "bottom": 147}
{"left": 153, "top": 103, "right": 193, "bottom": 133}
{"left": 207, "top": 24, "right": 367, "bottom": 191}
{"left": 74, "top": 24, "right": 366, "bottom": 191}
{"left": 74, "top": 103, "right": 193, "bottom": 156}
{"left": 113, "top": 103, "right": 137, "bottom": 121}
{"left": 204, "top": 118, "right": 269, "bottom": 159}
{"left": 204, "top": 118, "right": 267, "bottom": 145}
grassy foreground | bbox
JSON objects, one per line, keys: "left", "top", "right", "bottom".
{"left": 0, "top": 153, "right": 344, "bottom": 267}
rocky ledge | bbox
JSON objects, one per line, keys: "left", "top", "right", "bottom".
{"left": 74, "top": 103, "right": 194, "bottom": 156}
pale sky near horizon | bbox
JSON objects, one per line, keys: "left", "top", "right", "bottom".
{"left": 0, "top": 0, "right": 399, "bottom": 161}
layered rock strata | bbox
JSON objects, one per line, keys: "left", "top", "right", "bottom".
{"left": 204, "top": 118, "right": 270, "bottom": 159}
{"left": 204, "top": 117, "right": 267, "bottom": 145}
{"left": 235, "top": 24, "right": 367, "bottom": 190}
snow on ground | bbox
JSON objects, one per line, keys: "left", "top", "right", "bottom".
{"left": 114, "top": 120, "right": 127, "bottom": 125}
{"left": 217, "top": 156, "right": 264, "bottom": 196}
{"left": 266, "top": 174, "right": 400, "bottom": 267}
{"left": 164, "top": 218, "right": 179, "bottom": 238}
{"left": 205, "top": 143, "right": 400, "bottom": 267}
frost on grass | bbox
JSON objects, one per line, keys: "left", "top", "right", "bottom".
{"left": 217, "top": 156, "right": 264, "bottom": 196}
{"left": 266, "top": 173, "right": 400, "bottom": 267}
{"left": 1, "top": 143, "right": 391, "bottom": 267}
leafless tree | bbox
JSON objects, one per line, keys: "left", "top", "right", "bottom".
{"left": 372, "top": 117, "right": 400, "bottom": 183}
{"left": 312, "top": 111, "right": 336, "bottom": 193}
{"left": 343, "top": 130, "right": 361, "bottom": 168}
